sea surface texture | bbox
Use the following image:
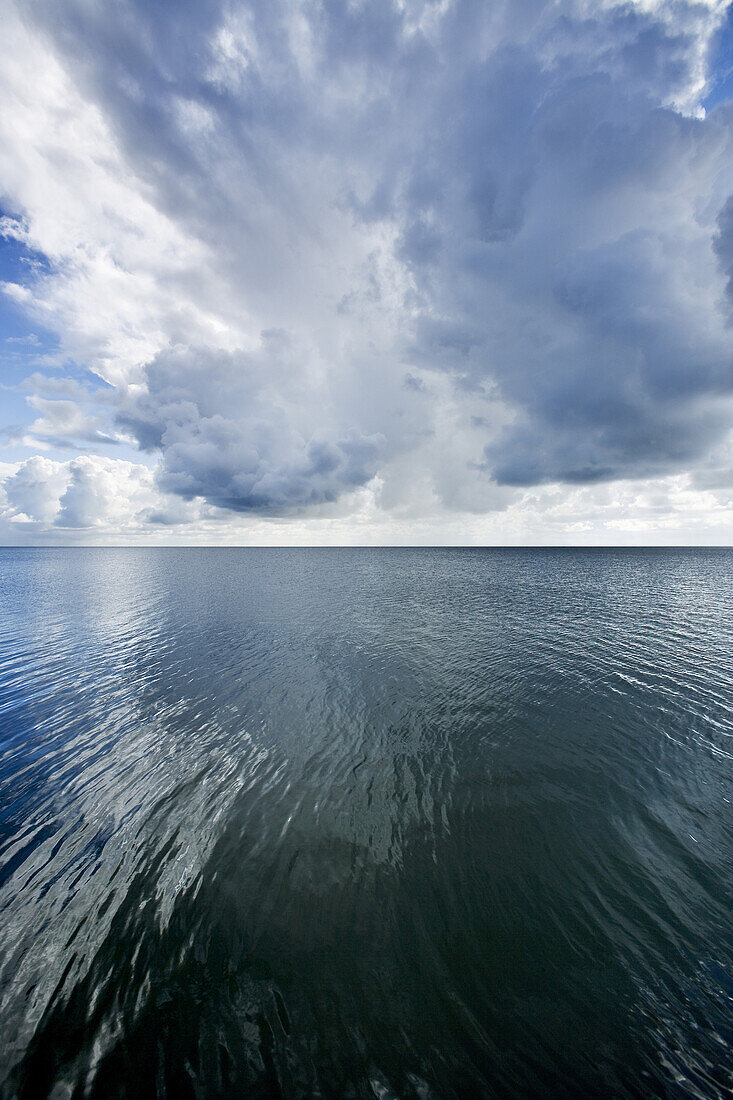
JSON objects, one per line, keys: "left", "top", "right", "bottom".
{"left": 0, "top": 547, "right": 731, "bottom": 1099}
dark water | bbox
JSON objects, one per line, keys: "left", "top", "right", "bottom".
{"left": 0, "top": 548, "right": 732, "bottom": 1099}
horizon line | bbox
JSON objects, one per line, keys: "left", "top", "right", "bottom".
{"left": 2, "top": 544, "right": 732, "bottom": 551}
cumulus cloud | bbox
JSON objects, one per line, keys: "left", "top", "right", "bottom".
{"left": 0, "top": 0, "right": 732, "bottom": 540}
{"left": 0, "top": 455, "right": 146, "bottom": 538}
{"left": 2, "top": 456, "right": 71, "bottom": 526}
{"left": 116, "top": 339, "right": 385, "bottom": 513}
{"left": 382, "top": 6, "right": 733, "bottom": 486}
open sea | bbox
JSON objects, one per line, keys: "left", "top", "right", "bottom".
{"left": 0, "top": 547, "right": 731, "bottom": 1099}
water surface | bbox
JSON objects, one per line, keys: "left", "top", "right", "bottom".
{"left": 0, "top": 548, "right": 732, "bottom": 1097}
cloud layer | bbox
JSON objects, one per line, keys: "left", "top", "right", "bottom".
{"left": 1, "top": 0, "right": 732, "bottom": 541}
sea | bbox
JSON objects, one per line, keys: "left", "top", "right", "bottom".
{"left": 0, "top": 547, "right": 731, "bottom": 1098}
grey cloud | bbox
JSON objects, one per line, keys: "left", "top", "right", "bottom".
{"left": 714, "top": 190, "right": 733, "bottom": 301}
{"left": 381, "top": 12, "right": 733, "bottom": 487}
{"left": 118, "top": 344, "right": 384, "bottom": 514}
{"left": 8, "top": 0, "right": 733, "bottom": 518}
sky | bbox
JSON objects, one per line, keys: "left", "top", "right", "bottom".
{"left": 1, "top": 0, "right": 732, "bottom": 545}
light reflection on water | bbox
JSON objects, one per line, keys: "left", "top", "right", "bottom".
{"left": 0, "top": 547, "right": 732, "bottom": 1098}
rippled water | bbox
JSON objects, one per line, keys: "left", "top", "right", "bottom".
{"left": 1, "top": 548, "right": 732, "bottom": 1098}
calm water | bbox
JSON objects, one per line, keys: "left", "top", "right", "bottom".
{"left": 0, "top": 548, "right": 732, "bottom": 1099}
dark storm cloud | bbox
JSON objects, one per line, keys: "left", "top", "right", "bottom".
{"left": 375, "top": 11, "right": 733, "bottom": 486}
{"left": 6, "top": 0, "right": 733, "bottom": 519}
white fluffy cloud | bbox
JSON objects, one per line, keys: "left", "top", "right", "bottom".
{"left": 0, "top": 0, "right": 732, "bottom": 542}
{"left": 0, "top": 455, "right": 170, "bottom": 536}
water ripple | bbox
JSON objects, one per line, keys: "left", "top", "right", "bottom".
{"left": 0, "top": 547, "right": 731, "bottom": 1098}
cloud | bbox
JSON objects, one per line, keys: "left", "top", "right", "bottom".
{"left": 1, "top": 373, "right": 121, "bottom": 451}
{"left": 0, "top": 452, "right": 728, "bottom": 546}
{"left": 2, "top": 456, "right": 71, "bottom": 526}
{"left": 55, "top": 456, "right": 150, "bottom": 528}
{"left": 18, "top": 395, "right": 120, "bottom": 450}
{"left": 118, "top": 342, "right": 385, "bottom": 514}
{"left": 0, "top": 0, "right": 732, "bottom": 541}
{"left": 714, "top": 189, "right": 733, "bottom": 302}
{"left": 382, "top": 10, "right": 733, "bottom": 487}
{"left": 0, "top": 454, "right": 202, "bottom": 538}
